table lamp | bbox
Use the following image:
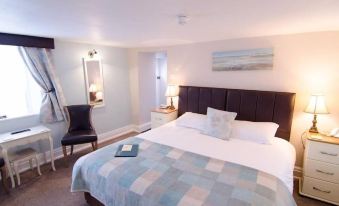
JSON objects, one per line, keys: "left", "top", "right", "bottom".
{"left": 304, "top": 94, "right": 329, "bottom": 133}
{"left": 89, "top": 84, "right": 98, "bottom": 102}
{"left": 165, "top": 85, "right": 179, "bottom": 110}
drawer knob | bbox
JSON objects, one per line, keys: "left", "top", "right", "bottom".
{"left": 316, "top": 169, "right": 334, "bottom": 176}
{"left": 320, "top": 151, "right": 338, "bottom": 156}
{"left": 313, "top": 187, "right": 331, "bottom": 194}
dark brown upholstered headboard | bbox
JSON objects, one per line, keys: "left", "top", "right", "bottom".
{"left": 178, "top": 86, "right": 296, "bottom": 141}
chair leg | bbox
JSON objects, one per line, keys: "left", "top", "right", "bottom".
{"left": 29, "top": 159, "right": 33, "bottom": 171}
{"left": 0, "top": 167, "right": 9, "bottom": 193}
{"left": 13, "top": 163, "right": 20, "bottom": 186}
{"left": 92, "top": 141, "right": 98, "bottom": 150}
{"left": 10, "top": 163, "right": 15, "bottom": 178}
{"left": 62, "top": 146, "right": 67, "bottom": 157}
{"left": 35, "top": 155, "right": 42, "bottom": 176}
{"left": 70, "top": 145, "right": 74, "bottom": 155}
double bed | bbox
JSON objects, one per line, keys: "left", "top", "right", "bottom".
{"left": 71, "top": 86, "right": 296, "bottom": 206}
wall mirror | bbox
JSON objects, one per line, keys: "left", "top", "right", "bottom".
{"left": 83, "top": 57, "right": 105, "bottom": 107}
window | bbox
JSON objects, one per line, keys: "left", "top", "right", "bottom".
{"left": 0, "top": 45, "right": 42, "bottom": 119}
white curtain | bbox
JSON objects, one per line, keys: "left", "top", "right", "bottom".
{"left": 19, "top": 47, "right": 66, "bottom": 123}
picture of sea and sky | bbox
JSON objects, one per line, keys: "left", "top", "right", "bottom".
{"left": 212, "top": 48, "right": 273, "bottom": 71}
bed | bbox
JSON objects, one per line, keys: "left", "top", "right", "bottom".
{"left": 71, "top": 86, "right": 296, "bottom": 206}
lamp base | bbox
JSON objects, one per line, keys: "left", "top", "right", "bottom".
{"left": 90, "top": 92, "right": 96, "bottom": 102}
{"left": 168, "top": 97, "right": 175, "bottom": 110}
{"left": 309, "top": 126, "right": 318, "bottom": 133}
{"left": 309, "top": 114, "right": 319, "bottom": 133}
{"left": 168, "top": 105, "right": 175, "bottom": 110}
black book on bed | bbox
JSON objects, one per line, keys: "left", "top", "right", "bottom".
{"left": 115, "top": 144, "right": 139, "bottom": 157}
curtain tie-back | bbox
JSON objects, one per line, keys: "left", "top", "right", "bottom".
{"left": 45, "top": 88, "right": 55, "bottom": 93}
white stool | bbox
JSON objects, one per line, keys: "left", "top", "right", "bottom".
{"left": 9, "top": 148, "right": 41, "bottom": 186}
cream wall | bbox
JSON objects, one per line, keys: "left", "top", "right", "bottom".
{"left": 53, "top": 40, "right": 133, "bottom": 137}
{"left": 137, "top": 52, "right": 157, "bottom": 124}
{"left": 128, "top": 50, "right": 158, "bottom": 125}
{"left": 131, "top": 31, "right": 339, "bottom": 167}
{"left": 0, "top": 40, "right": 133, "bottom": 150}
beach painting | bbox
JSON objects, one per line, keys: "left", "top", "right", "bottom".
{"left": 212, "top": 48, "right": 274, "bottom": 71}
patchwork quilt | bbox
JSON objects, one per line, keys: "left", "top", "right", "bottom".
{"left": 71, "top": 137, "right": 296, "bottom": 206}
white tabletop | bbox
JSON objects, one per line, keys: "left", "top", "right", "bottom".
{"left": 0, "top": 125, "right": 51, "bottom": 144}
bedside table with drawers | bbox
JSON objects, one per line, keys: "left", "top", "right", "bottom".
{"left": 300, "top": 132, "right": 339, "bottom": 205}
{"left": 151, "top": 109, "right": 178, "bottom": 129}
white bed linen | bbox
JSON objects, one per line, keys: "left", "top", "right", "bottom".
{"left": 137, "top": 121, "right": 296, "bottom": 193}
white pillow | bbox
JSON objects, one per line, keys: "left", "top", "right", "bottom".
{"left": 230, "top": 120, "right": 279, "bottom": 144}
{"left": 176, "top": 112, "right": 207, "bottom": 131}
{"left": 203, "top": 107, "right": 237, "bottom": 140}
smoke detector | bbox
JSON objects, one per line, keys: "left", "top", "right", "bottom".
{"left": 177, "top": 14, "right": 189, "bottom": 25}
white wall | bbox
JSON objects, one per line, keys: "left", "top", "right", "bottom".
{"left": 53, "top": 41, "right": 132, "bottom": 135}
{"left": 137, "top": 52, "right": 157, "bottom": 124}
{"left": 131, "top": 31, "right": 339, "bottom": 167}
{"left": 156, "top": 53, "right": 168, "bottom": 106}
{"left": 0, "top": 40, "right": 133, "bottom": 149}
{"left": 129, "top": 49, "right": 167, "bottom": 125}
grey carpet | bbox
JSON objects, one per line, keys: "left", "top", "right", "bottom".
{"left": 0, "top": 132, "right": 333, "bottom": 206}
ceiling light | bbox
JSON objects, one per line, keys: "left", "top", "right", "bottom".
{"left": 177, "top": 14, "right": 189, "bottom": 25}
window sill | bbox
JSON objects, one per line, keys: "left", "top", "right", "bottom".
{"left": 0, "top": 114, "right": 39, "bottom": 122}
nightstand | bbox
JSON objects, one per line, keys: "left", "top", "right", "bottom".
{"left": 151, "top": 109, "right": 178, "bottom": 129}
{"left": 299, "top": 132, "right": 339, "bottom": 205}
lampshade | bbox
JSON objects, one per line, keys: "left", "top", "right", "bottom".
{"left": 304, "top": 94, "right": 329, "bottom": 114}
{"left": 165, "top": 85, "right": 179, "bottom": 97}
{"left": 89, "top": 84, "right": 98, "bottom": 92}
{"left": 96, "top": 91, "right": 103, "bottom": 100}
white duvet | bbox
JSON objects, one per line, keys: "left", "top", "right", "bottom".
{"left": 136, "top": 121, "right": 296, "bottom": 193}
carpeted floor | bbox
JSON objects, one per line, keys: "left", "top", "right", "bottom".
{"left": 0, "top": 132, "right": 334, "bottom": 206}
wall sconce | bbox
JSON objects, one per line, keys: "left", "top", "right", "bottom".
{"left": 88, "top": 49, "right": 98, "bottom": 58}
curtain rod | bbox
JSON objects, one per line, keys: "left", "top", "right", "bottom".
{"left": 0, "top": 32, "right": 54, "bottom": 49}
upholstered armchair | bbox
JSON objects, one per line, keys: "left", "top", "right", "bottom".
{"left": 61, "top": 105, "right": 98, "bottom": 157}
{"left": 0, "top": 157, "right": 9, "bottom": 193}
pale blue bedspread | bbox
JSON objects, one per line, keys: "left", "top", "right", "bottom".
{"left": 71, "top": 137, "right": 296, "bottom": 206}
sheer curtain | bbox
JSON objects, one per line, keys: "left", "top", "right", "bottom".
{"left": 0, "top": 45, "right": 41, "bottom": 118}
{"left": 19, "top": 47, "right": 66, "bottom": 123}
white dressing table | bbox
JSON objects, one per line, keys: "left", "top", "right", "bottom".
{"left": 0, "top": 125, "right": 56, "bottom": 188}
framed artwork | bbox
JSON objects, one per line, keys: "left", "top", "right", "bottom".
{"left": 212, "top": 48, "right": 273, "bottom": 71}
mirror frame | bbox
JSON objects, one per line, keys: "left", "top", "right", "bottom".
{"left": 83, "top": 57, "right": 105, "bottom": 108}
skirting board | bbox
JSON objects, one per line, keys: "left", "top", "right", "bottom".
{"left": 10, "top": 122, "right": 151, "bottom": 175}
{"left": 133, "top": 122, "right": 151, "bottom": 133}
